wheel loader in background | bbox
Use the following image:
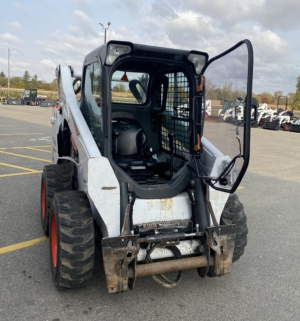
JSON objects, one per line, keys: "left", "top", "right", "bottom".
{"left": 41, "top": 39, "right": 255, "bottom": 293}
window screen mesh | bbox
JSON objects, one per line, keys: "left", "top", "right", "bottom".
{"left": 161, "top": 72, "right": 190, "bottom": 158}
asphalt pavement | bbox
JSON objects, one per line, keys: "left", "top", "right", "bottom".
{"left": 0, "top": 104, "right": 299, "bottom": 321}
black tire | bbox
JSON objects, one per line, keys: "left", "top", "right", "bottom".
{"left": 221, "top": 194, "right": 248, "bottom": 262}
{"left": 41, "top": 163, "right": 72, "bottom": 236}
{"left": 49, "top": 191, "right": 95, "bottom": 289}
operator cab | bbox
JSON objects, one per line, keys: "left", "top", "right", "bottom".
{"left": 107, "top": 47, "right": 201, "bottom": 185}
{"left": 79, "top": 40, "right": 254, "bottom": 197}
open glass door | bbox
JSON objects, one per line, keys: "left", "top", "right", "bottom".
{"left": 199, "top": 40, "right": 253, "bottom": 193}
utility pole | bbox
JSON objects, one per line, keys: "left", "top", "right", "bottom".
{"left": 99, "top": 22, "right": 111, "bottom": 43}
{"left": 8, "top": 48, "right": 10, "bottom": 98}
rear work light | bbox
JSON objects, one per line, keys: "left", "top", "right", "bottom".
{"left": 188, "top": 53, "right": 206, "bottom": 74}
{"left": 106, "top": 44, "right": 131, "bottom": 65}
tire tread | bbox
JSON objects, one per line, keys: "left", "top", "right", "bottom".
{"left": 51, "top": 191, "right": 95, "bottom": 289}
{"left": 221, "top": 194, "right": 248, "bottom": 262}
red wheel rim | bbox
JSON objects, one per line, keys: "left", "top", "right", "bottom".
{"left": 41, "top": 180, "right": 45, "bottom": 220}
{"left": 50, "top": 213, "right": 57, "bottom": 268}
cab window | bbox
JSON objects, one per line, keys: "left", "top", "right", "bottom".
{"left": 111, "top": 71, "right": 149, "bottom": 104}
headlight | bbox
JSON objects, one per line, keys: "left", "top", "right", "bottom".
{"left": 106, "top": 44, "right": 131, "bottom": 65}
{"left": 188, "top": 53, "right": 206, "bottom": 74}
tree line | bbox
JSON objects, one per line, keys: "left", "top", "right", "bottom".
{"left": 0, "top": 70, "right": 57, "bottom": 92}
{"left": 2, "top": 70, "right": 300, "bottom": 109}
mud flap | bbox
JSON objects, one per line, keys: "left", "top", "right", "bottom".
{"left": 206, "top": 225, "right": 236, "bottom": 277}
{"left": 262, "top": 121, "right": 279, "bottom": 130}
{"left": 102, "top": 236, "right": 139, "bottom": 294}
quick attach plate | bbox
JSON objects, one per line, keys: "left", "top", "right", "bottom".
{"left": 206, "top": 224, "right": 236, "bottom": 277}
{"left": 102, "top": 235, "right": 139, "bottom": 294}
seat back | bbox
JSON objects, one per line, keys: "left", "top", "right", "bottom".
{"left": 112, "top": 118, "right": 146, "bottom": 156}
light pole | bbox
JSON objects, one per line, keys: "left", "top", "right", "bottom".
{"left": 99, "top": 22, "right": 111, "bottom": 43}
{"left": 8, "top": 48, "right": 10, "bottom": 98}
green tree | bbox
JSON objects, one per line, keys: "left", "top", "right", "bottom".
{"left": 0, "top": 71, "right": 6, "bottom": 87}
{"left": 31, "top": 74, "right": 38, "bottom": 88}
{"left": 112, "top": 83, "right": 126, "bottom": 92}
{"left": 286, "top": 92, "right": 295, "bottom": 109}
{"left": 22, "top": 71, "right": 31, "bottom": 88}
{"left": 295, "top": 75, "right": 300, "bottom": 110}
{"left": 259, "top": 92, "right": 273, "bottom": 104}
{"left": 10, "top": 76, "right": 23, "bottom": 88}
{"left": 273, "top": 91, "right": 284, "bottom": 105}
{"left": 252, "top": 93, "right": 262, "bottom": 104}
{"left": 49, "top": 79, "right": 57, "bottom": 91}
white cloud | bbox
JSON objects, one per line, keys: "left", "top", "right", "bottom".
{"left": 12, "top": 61, "right": 31, "bottom": 69}
{"left": 13, "top": 2, "right": 30, "bottom": 15}
{"left": 249, "top": 26, "right": 290, "bottom": 60}
{"left": 73, "top": 10, "right": 98, "bottom": 37}
{"left": 256, "top": 0, "right": 300, "bottom": 30}
{"left": 169, "top": 0, "right": 300, "bottom": 31}
{"left": 41, "top": 59, "right": 57, "bottom": 69}
{"left": 0, "top": 33, "right": 21, "bottom": 44}
{"left": 73, "top": 0, "right": 90, "bottom": 3}
{"left": 8, "top": 21, "right": 22, "bottom": 29}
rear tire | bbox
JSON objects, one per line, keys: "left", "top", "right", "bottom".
{"left": 221, "top": 194, "right": 248, "bottom": 262}
{"left": 49, "top": 191, "right": 95, "bottom": 289}
{"left": 41, "top": 163, "right": 72, "bottom": 236}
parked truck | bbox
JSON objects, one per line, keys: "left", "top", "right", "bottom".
{"left": 41, "top": 39, "right": 255, "bottom": 293}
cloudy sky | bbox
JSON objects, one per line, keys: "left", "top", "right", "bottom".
{"left": 0, "top": 0, "right": 300, "bottom": 94}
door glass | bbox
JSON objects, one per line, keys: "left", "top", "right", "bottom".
{"left": 201, "top": 43, "right": 249, "bottom": 190}
{"left": 82, "top": 61, "right": 103, "bottom": 151}
{"left": 83, "top": 62, "right": 102, "bottom": 116}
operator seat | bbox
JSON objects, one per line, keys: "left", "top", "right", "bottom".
{"left": 112, "top": 118, "right": 157, "bottom": 172}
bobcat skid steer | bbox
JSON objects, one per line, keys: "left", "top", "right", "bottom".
{"left": 262, "top": 96, "right": 288, "bottom": 130}
{"left": 41, "top": 40, "right": 254, "bottom": 294}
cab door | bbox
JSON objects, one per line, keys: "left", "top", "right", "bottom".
{"left": 199, "top": 40, "right": 254, "bottom": 193}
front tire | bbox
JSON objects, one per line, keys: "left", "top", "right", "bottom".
{"left": 221, "top": 194, "right": 248, "bottom": 262}
{"left": 49, "top": 191, "right": 95, "bottom": 289}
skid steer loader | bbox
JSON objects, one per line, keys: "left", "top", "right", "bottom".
{"left": 40, "top": 39, "right": 255, "bottom": 294}
{"left": 262, "top": 96, "right": 289, "bottom": 130}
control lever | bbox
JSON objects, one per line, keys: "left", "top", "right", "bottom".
{"left": 168, "top": 132, "right": 175, "bottom": 179}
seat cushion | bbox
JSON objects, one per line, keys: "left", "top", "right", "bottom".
{"left": 114, "top": 157, "right": 158, "bottom": 171}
